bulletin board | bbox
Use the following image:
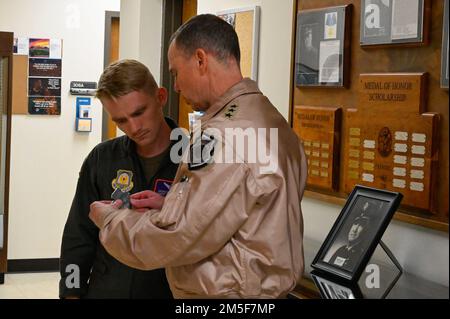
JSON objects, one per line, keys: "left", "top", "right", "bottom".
{"left": 292, "top": 0, "right": 448, "bottom": 231}
{"left": 217, "top": 6, "right": 260, "bottom": 81}
{"left": 12, "top": 55, "right": 28, "bottom": 114}
{"left": 11, "top": 37, "right": 63, "bottom": 115}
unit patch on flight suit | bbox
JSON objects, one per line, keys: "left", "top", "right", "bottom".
{"left": 111, "top": 169, "right": 134, "bottom": 208}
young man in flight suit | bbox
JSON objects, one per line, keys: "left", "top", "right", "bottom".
{"left": 89, "top": 15, "right": 308, "bottom": 298}
{"left": 59, "top": 60, "right": 177, "bottom": 298}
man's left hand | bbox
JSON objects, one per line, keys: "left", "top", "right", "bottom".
{"left": 89, "top": 199, "right": 123, "bottom": 228}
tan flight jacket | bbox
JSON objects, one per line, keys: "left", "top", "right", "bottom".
{"left": 92, "top": 78, "right": 308, "bottom": 298}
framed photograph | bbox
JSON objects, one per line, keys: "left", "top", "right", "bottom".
{"left": 311, "top": 270, "right": 363, "bottom": 299}
{"left": 360, "top": 0, "right": 430, "bottom": 47}
{"left": 441, "top": 0, "right": 449, "bottom": 89}
{"left": 311, "top": 185, "right": 403, "bottom": 282}
{"left": 217, "top": 6, "right": 260, "bottom": 81}
{"left": 295, "top": 5, "right": 352, "bottom": 88}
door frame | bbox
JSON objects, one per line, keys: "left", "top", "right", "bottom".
{"left": 102, "top": 11, "right": 120, "bottom": 142}
{"left": 160, "top": 0, "right": 184, "bottom": 123}
{"left": 0, "top": 31, "right": 13, "bottom": 279}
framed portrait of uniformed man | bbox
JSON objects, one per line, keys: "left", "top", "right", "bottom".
{"left": 311, "top": 185, "right": 402, "bottom": 282}
{"left": 295, "top": 5, "right": 352, "bottom": 88}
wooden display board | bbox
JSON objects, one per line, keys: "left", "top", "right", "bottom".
{"left": 343, "top": 73, "right": 439, "bottom": 212}
{"left": 293, "top": 0, "right": 448, "bottom": 230}
{"left": 293, "top": 106, "right": 341, "bottom": 191}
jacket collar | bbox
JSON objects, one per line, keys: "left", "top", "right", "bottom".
{"left": 200, "top": 78, "right": 261, "bottom": 123}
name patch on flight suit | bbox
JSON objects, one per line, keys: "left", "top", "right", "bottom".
{"left": 153, "top": 179, "right": 173, "bottom": 197}
{"left": 188, "top": 132, "right": 216, "bottom": 171}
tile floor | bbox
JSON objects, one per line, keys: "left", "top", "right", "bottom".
{"left": 0, "top": 272, "right": 59, "bottom": 299}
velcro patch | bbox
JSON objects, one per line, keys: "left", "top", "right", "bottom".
{"left": 153, "top": 179, "right": 174, "bottom": 197}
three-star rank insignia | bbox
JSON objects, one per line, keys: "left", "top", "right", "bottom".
{"left": 224, "top": 104, "right": 238, "bottom": 119}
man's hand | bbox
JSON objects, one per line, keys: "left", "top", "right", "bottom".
{"left": 89, "top": 200, "right": 123, "bottom": 227}
{"left": 130, "top": 190, "right": 164, "bottom": 211}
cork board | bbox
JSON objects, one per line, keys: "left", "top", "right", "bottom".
{"left": 218, "top": 6, "right": 260, "bottom": 80}
{"left": 293, "top": 0, "right": 448, "bottom": 229}
{"left": 12, "top": 55, "right": 28, "bottom": 114}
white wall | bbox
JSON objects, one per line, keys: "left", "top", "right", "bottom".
{"left": 119, "top": 0, "right": 163, "bottom": 84}
{"left": 0, "top": 0, "right": 120, "bottom": 259}
{"left": 118, "top": 0, "right": 162, "bottom": 138}
{"left": 197, "top": 0, "right": 293, "bottom": 120}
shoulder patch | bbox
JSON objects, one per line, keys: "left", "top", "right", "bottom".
{"left": 112, "top": 169, "right": 134, "bottom": 192}
{"left": 188, "top": 133, "right": 216, "bottom": 170}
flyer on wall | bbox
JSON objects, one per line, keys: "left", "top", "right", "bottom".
{"left": 391, "top": 0, "right": 419, "bottom": 40}
{"left": 319, "top": 40, "right": 341, "bottom": 83}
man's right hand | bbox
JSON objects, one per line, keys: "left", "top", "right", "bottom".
{"left": 130, "top": 190, "right": 164, "bottom": 211}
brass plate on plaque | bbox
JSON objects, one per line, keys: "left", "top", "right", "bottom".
{"left": 293, "top": 105, "right": 342, "bottom": 191}
{"left": 343, "top": 73, "right": 439, "bottom": 212}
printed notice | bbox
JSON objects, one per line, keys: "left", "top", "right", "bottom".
{"left": 319, "top": 40, "right": 340, "bottom": 83}
{"left": 391, "top": 0, "right": 419, "bottom": 40}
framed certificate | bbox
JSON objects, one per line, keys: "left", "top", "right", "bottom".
{"left": 295, "top": 5, "right": 352, "bottom": 88}
{"left": 360, "top": 0, "right": 430, "bottom": 47}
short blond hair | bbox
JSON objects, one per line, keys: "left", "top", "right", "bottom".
{"left": 96, "top": 59, "right": 158, "bottom": 99}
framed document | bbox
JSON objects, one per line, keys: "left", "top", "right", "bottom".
{"left": 311, "top": 185, "right": 402, "bottom": 282}
{"left": 295, "top": 5, "right": 352, "bottom": 88}
{"left": 360, "top": 0, "right": 430, "bottom": 47}
{"left": 441, "top": 0, "right": 449, "bottom": 89}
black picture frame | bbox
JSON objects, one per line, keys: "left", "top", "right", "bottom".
{"left": 360, "top": 0, "right": 430, "bottom": 47}
{"left": 311, "top": 270, "right": 363, "bottom": 299}
{"left": 441, "top": 0, "right": 449, "bottom": 89}
{"left": 311, "top": 185, "right": 403, "bottom": 282}
{"left": 294, "top": 5, "right": 352, "bottom": 88}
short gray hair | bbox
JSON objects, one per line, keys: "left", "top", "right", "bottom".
{"left": 170, "top": 14, "right": 240, "bottom": 64}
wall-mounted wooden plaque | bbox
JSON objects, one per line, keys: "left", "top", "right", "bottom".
{"left": 343, "top": 73, "right": 439, "bottom": 212}
{"left": 293, "top": 106, "right": 342, "bottom": 191}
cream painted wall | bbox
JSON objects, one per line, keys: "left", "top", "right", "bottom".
{"left": 0, "top": 0, "right": 120, "bottom": 259}
{"left": 117, "top": 0, "right": 163, "bottom": 137}
{"left": 197, "top": 0, "right": 293, "bottom": 120}
{"left": 119, "top": 0, "right": 162, "bottom": 84}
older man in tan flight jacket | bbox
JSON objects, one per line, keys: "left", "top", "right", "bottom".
{"left": 89, "top": 14, "right": 308, "bottom": 298}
